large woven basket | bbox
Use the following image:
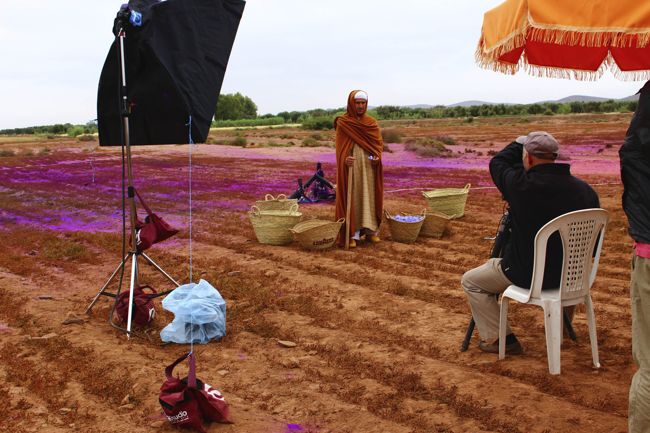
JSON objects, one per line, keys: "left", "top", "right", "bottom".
{"left": 254, "top": 194, "right": 299, "bottom": 212}
{"left": 291, "top": 218, "right": 344, "bottom": 250}
{"left": 422, "top": 183, "right": 470, "bottom": 218}
{"left": 385, "top": 210, "right": 426, "bottom": 244}
{"left": 249, "top": 204, "right": 302, "bottom": 245}
{"left": 420, "top": 211, "right": 452, "bottom": 238}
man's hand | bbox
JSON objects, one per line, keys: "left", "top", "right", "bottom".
{"left": 345, "top": 156, "right": 356, "bottom": 166}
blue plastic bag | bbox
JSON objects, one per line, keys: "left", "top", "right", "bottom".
{"left": 160, "top": 279, "right": 226, "bottom": 344}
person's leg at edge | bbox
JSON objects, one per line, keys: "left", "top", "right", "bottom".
{"left": 629, "top": 254, "right": 650, "bottom": 433}
{"left": 462, "top": 258, "right": 514, "bottom": 345}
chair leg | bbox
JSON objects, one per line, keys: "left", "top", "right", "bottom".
{"left": 543, "top": 301, "right": 562, "bottom": 375}
{"left": 499, "top": 297, "right": 509, "bottom": 360}
{"left": 585, "top": 295, "right": 601, "bottom": 369}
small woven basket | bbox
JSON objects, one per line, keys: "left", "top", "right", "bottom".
{"left": 420, "top": 211, "right": 451, "bottom": 238}
{"left": 385, "top": 210, "right": 426, "bottom": 244}
{"left": 249, "top": 204, "right": 302, "bottom": 245}
{"left": 291, "top": 218, "right": 344, "bottom": 250}
{"left": 422, "top": 183, "right": 470, "bottom": 218}
{"left": 254, "top": 194, "right": 299, "bottom": 212}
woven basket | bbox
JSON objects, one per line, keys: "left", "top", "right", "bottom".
{"left": 249, "top": 204, "right": 302, "bottom": 245}
{"left": 254, "top": 194, "right": 299, "bottom": 212}
{"left": 291, "top": 218, "right": 344, "bottom": 250}
{"left": 420, "top": 211, "right": 451, "bottom": 238}
{"left": 422, "top": 183, "right": 470, "bottom": 218}
{"left": 385, "top": 210, "right": 426, "bottom": 244}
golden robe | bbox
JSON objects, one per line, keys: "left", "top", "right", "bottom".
{"left": 334, "top": 90, "right": 384, "bottom": 244}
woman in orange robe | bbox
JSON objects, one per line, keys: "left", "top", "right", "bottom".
{"left": 334, "top": 90, "right": 384, "bottom": 248}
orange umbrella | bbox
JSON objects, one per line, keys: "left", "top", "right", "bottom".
{"left": 476, "top": 0, "right": 650, "bottom": 80}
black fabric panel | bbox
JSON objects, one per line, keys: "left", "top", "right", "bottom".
{"left": 98, "top": 0, "right": 245, "bottom": 146}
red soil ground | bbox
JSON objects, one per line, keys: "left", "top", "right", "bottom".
{"left": 0, "top": 114, "right": 635, "bottom": 433}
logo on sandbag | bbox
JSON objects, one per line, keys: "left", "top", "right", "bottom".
{"left": 167, "top": 410, "right": 189, "bottom": 423}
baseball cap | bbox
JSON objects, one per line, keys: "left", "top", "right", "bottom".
{"left": 516, "top": 131, "right": 559, "bottom": 158}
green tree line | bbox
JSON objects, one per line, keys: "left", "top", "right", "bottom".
{"left": 0, "top": 121, "right": 97, "bottom": 136}
{"left": 212, "top": 93, "right": 637, "bottom": 130}
{"left": 1, "top": 95, "right": 637, "bottom": 135}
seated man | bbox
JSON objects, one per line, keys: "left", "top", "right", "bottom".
{"left": 462, "top": 132, "right": 599, "bottom": 354}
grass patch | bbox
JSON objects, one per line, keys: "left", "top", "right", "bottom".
{"left": 230, "top": 136, "right": 247, "bottom": 147}
{"left": 301, "top": 137, "right": 320, "bottom": 147}
{"left": 433, "top": 135, "right": 456, "bottom": 146}
{"left": 0, "top": 136, "right": 36, "bottom": 144}
{"left": 404, "top": 137, "right": 452, "bottom": 157}
{"left": 41, "top": 237, "right": 89, "bottom": 261}
{"left": 381, "top": 129, "right": 402, "bottom": 143}
{"left": 77, "top": 134, "right": 96, "bottom": 142}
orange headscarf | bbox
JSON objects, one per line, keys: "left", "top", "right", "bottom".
{"left": 334, "top": 90, "right": 384, "bottom": 243}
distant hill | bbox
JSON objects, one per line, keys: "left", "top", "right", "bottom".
{"left": 548, "top": 95, "right": 609, "bottom": 103}
{"left": 620, "top": 94, "right": 639, "bottom": 102}
{"left": 445, "top": 94, "right": 637, "bottom": 107}
{"left": 448, "top": 100, "right": 497, "bottom": 107}
{"left": 405, "top": 104, "right": 437, "bottom": 109}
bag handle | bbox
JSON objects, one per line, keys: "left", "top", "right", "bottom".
{"left": 137, "top": 284, "right": 158, "bottom": 296}
{"left": 265, "top": 193, "right": 287, "bottom": 201}
{"left": 187, "top": 352, "right": 197, "bottom": 388}
{"left": 288, "top": 203, "right": 298, "bottom": 214}
{"left": 165, "top": 352, "right": 190, "bottom": 380}
{"left": 463, "top": 183, "right": 471, "bottom": 192}
{"left": 250, "top": 205, "right": 261, "bottom": 216}
{"left": 336, "top": 218, "right": 345, "bottom": 224}
{"left": 164, "top": 352, "right": 198, "bottom": 389}
{"left": 133, "top": 188, "right": 154, "bottom": 216}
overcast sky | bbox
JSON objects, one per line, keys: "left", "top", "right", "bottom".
{"left": 0, "top": 0, "right": 644, "bottom": 129}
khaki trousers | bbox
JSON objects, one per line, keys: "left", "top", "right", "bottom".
{"left": 462, "top": 258, "right": 513, "bottom": 343}
{"left": 629, "top": 254, "right": 650, "bottom": 433}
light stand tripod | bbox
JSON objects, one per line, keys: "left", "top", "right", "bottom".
{"left": 86, "top": 10, "right": 180, "bottom": 338}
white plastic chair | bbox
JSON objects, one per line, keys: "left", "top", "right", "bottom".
{"left": 498, "top": 208, "right": 608, "bottom": 375}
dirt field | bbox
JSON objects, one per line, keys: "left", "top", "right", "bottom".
{"left": 0, "top": 114, "right": 635, "bottom": 433}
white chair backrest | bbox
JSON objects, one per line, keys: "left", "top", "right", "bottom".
{"left": 528, "top": 208, "right": 608, "bottom": 300}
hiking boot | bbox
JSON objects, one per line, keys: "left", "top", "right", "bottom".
{"left": 478, "top": 334, "right": 523, "bottom": 355}
{"left": 369, "top": 235, "right": 381, "bottom": 243}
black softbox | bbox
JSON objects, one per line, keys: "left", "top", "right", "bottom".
{"left": 98, "top": 0, "right": 245, "bottom": 145}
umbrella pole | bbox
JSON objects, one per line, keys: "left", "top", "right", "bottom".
{"left": 345, "top": 164, "right": 353, "bottom": 250}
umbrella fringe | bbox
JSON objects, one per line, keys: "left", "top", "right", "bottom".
{"left": 475, "top": 44, "right": 518, "bottom": 75}
{"left": 609, "top": 58, "right": 650, "bottom": 81}
{"left": 478, "top": 25, "right": 650, "bottom": 65}
{"left": 521, "top": 62, "right": 605, "bottom": 81}
{"left": 528, "top": 27, "right": 650, "bottom": 48}
{"left": 475, "top": 31, "right": 527, "bottom": 61}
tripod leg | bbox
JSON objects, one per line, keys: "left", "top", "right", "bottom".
{"left": 85, "top": 254, "right": 130, "bottom": 313}
{"left": 126, "top": 254, "right": 138, "bottom": 338}
{"left": 141, "top": 252, "right": 181, "bottom": 287}
{"left": 460, "top": 317, "right": 475, "bottom": 352}
{"left": 563, "top": 310, "right": 577, "bottom": 342}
